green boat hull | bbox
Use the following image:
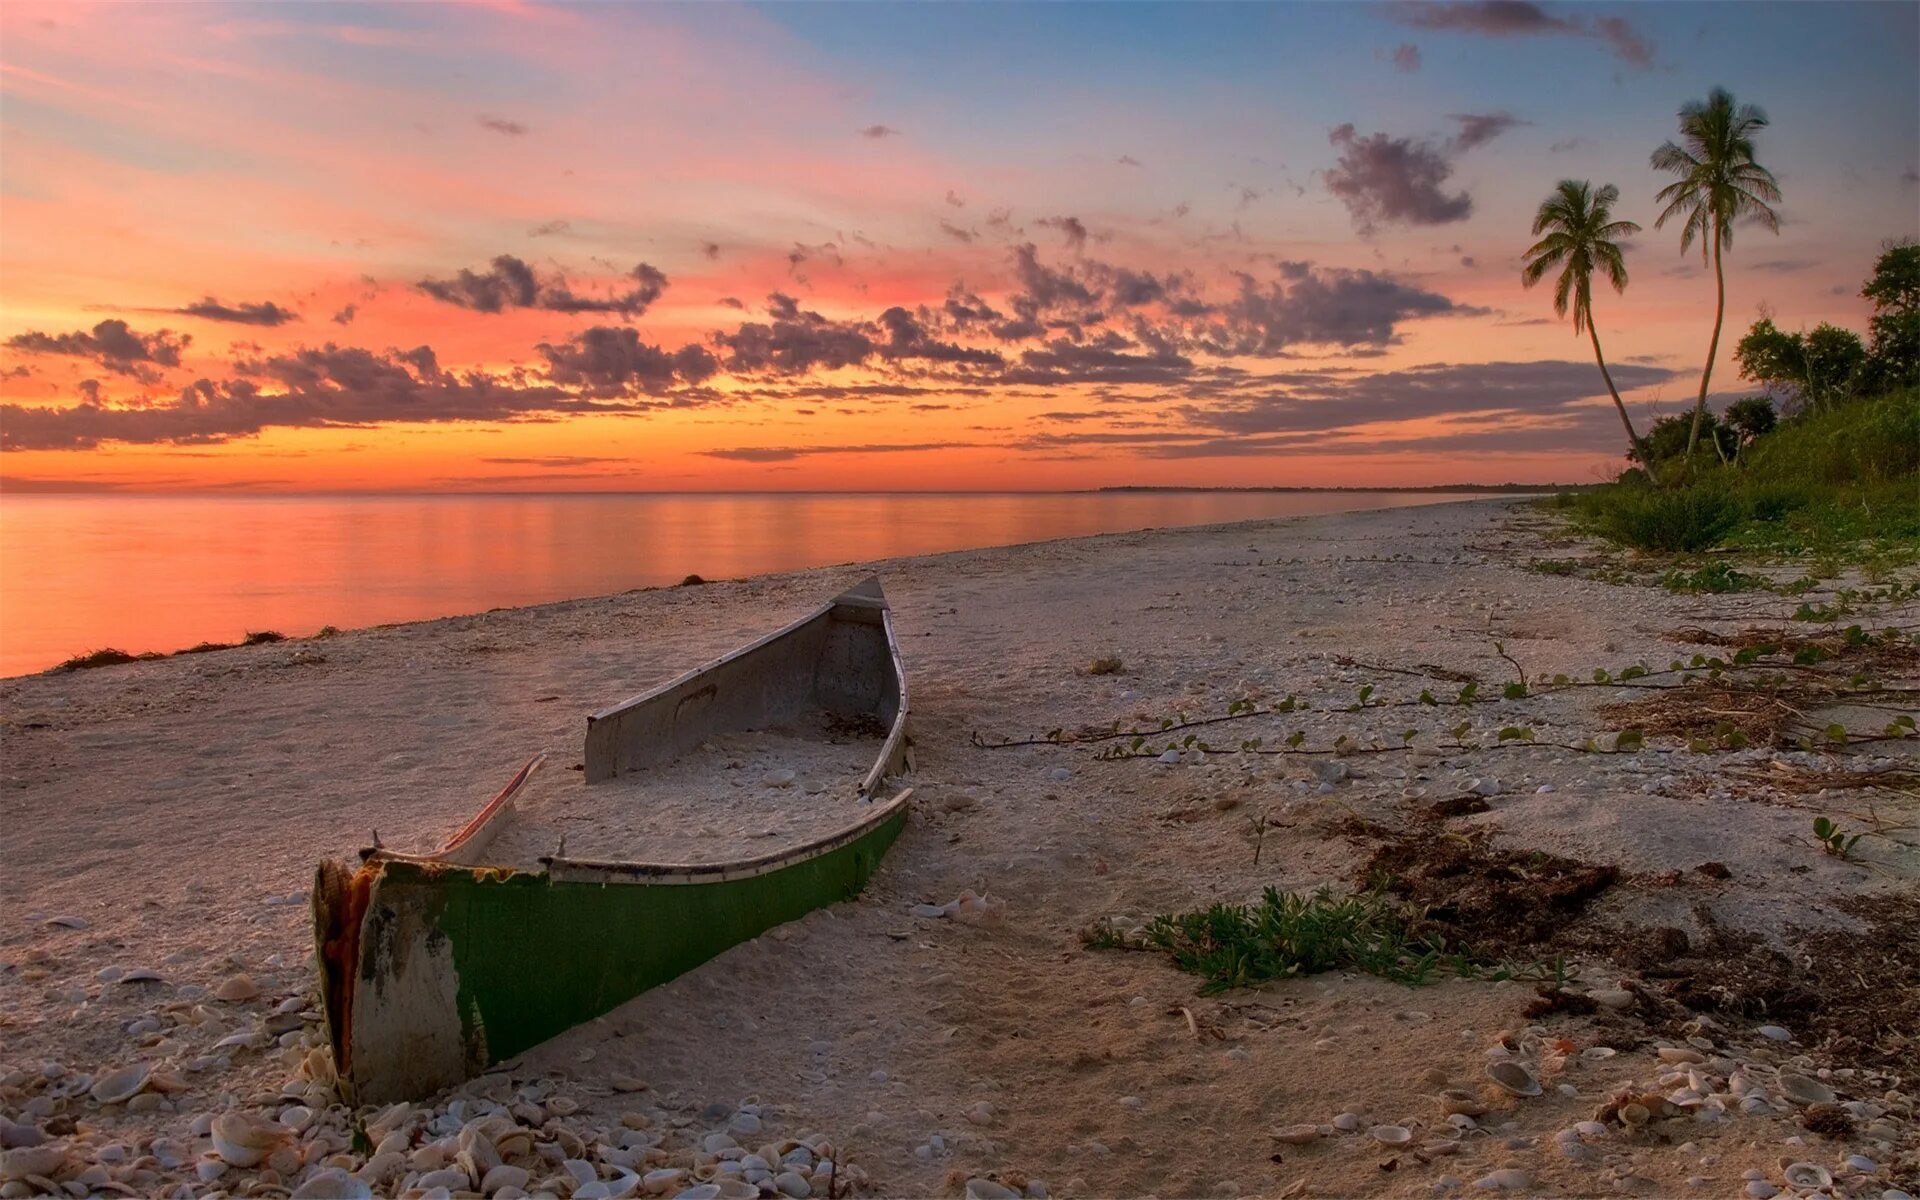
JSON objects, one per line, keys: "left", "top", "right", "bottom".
{"left": 316, "top": 800, "right": 906, "bottom": 1103}
{"left": 312, "top": 577, "right": 913, "bottom": 1103}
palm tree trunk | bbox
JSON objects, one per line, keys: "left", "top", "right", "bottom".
{"left": 1587, "top": 318, "right": 1656, "bottom": 481}
{"left": 1684, "top": 226, "right": 1727, "bottom": 465}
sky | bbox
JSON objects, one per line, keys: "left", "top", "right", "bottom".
{"left": 0, "top": 1, "right": 1914, "bottom": 493}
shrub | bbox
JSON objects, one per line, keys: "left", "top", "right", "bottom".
{"left": 1585, "top": 485, "right": 1741, "bottom": 552}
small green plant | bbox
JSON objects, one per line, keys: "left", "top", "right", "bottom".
{"left": 1661, "top": 561, "right": 1760, "bottom": 594}
{"left": 1527, "top": 558, "right": 1578, "bottom": 576}
{"left": 1812, "top": 816, "right": 1864, "bottom": 859}
{"left": 678, "top": 574, "right": 707, "bottom": 587}
{"left": 241, "top": 630, "right": 286, "bottom": 646}
{"left": 314, "top": 625, "right": 342, "bottom": 638}
{"left": 1086, "top": 655, "right": 1126, "bottom": 676}
{"left": 1085, "top": 886, "right": 1552, "bottom": 993}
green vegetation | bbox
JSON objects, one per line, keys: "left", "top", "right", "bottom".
{"left": 1083, "top": 887, "right": 1552, "bottom": 992}
{"left": 1567, "top": 239, "right": 1919, "bottom": 558}
{"left": 1650, "top": 87, "right": 1782, "bottom": 463}
{"left": 1576, "top": 386, "right": 1920, "bottom": 556}
{"left": 1812, "top": 816, "right": 1865, "bottom": 859}
{"left": 1521, "top": 180, "right": 1649, "bottom": 466}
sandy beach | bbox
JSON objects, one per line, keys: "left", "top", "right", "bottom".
{"left": 2, "top": 497, "right": 1915, "bottom": 1198}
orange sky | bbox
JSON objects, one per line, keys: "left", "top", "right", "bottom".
{"left": 2, "top": 1, "right": 1914, "bottom": 491}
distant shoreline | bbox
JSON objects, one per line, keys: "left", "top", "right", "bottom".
{"left": 1, "top": 483, "right": 1580, "bottom": 498}
{"left": 1094, "top": 483, "right": 1574, "bottom": 494}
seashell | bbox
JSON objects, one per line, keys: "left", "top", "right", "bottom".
{"left": 89, "top": 1063, "right": 152, "bottom": 1105}
{"left": 1438, "top": 1089, "right": 1487, "bottom": 1117}
{"left": 215, "top": 974, "right": 262, "bottom": 1003}
{"left": 1657, "top": 1047, "right": 1706, "bottom": 1064}
{"left": 712, "top": 1180, "right": 756, "bottom": 1200}
{"left": 675, "top": 1187, "right": 722, "bottom": 1200}
{"left": 1778, "top": 1073, "right": 1836, "bottom": 1106}
{"left": 1486, "top": 1060, "right": 1542, "bottom": 1097}
{"left": 1580, "top": 1046, "right": 1617, "bottom": 1061}
{"left": 1783, "top": 1163, "right": 1832, "bottom": 1190}
{"left": 1618, "top": 1103, "right": 1650, "bottom": 1126}
{"left": 1368, "top": 1125, "right": 1412, "bottom": 1146}
{"left": 291, "top": 1167, "right": 372, "bottom": 1199}
{"left": 1269, "top": 1124, "right": 1320, "bottom": 1144}
{"left": 210, "top": 1110, "right": 293, "bottom": 1167}
{"left": 2, "top": 1144, "right": 71, "bottom": 1181}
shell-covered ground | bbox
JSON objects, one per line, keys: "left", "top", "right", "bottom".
{"left": 2, "top": 498, "right": 1915, "bottom": 1198}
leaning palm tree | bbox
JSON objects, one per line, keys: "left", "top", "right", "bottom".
{"left": 1522, "top": 179, "right": 1652, "bottom": 471}
{"left": 1651, "top": 87, "right": 1782, "bottom": 465}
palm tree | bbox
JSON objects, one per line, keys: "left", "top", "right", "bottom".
{"left": 1522, "top": 179, "right": 1652, "bottom": 471}
{"left": 1651, "top": 87, "right": 1782, "bottom": 464}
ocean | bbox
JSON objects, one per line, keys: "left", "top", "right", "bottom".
{"left": 0, "top": 490, "right": 1495, "bottom": 677}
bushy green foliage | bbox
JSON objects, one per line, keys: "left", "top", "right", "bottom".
{"left": 1862, "top": 240, "right": 1920, "bottom": 392}
{"left": 1089, "top": 887, "right": 1537, "bottom": 993}
{"left": 1723, "top": 395, "right": 1777, "bottom": 441}
{"left": 1578, "top": 480, "right": 1741, "bottom": 551}
{"left": 1578, "top": 387, "right": 1920, "bottom": 555}
{"left": 1736, "top": 317, "right": 1865, "bottom": 412}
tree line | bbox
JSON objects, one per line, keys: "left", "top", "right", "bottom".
{"left": 1520, "top": 87, "right": 1918, "bottom": 484}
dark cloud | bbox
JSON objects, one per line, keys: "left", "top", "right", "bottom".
{"left": 938, "top": 220, "right": 977, "bottom": 243}
{"left": 1203, "top": 264, "right": 1466, "bottom": 354}
{"left": 1749, "top": 259, "right": 1818, "bottom": 273}
{"left": 944, "top": 189, "right": 966, "bottom": 208}
{"left": 418, "top": 256, "right": 668, "bottom": 316}
{"left": 1384, "top": 1, "right": 1654, "bottom": 65}
{"left": 1449, "top": 111, "right": 1525, "bottom": 151}
{"left": 939, "top": 287, "right": 1003, "bottom": 329}
{"left": 331, "top": 305, "right": 357, "bottom": 326}
{"left": 999, "top": 337, "right": 1194, "bottom": 387}
{"left": 1117, "top": 154, "right": 1144, "bottom": 167}
{"left": 528, "top": 219, "right": 572, "bottom": 238}
{"left": 176, "top": 298, "right": 299, "bottom": 326}
{"left": 536, "top": 327, "right": 718, "bottom": 395}
{"left": 0, "top": 345, "right": 654, "bottom": 451}
{"left": 5, "top": 319, "right": 189, "bottom": 380}
{"left": 1549, "top": 137, "right": 1589, "bottom": 153}
{"left": 1591, "top": 17, "right": 1653, "bottom": 66}
{"left": 1325, "top": 124, "right": 1472, "bottom": 233}
{"left": 1176, "top": 359, "right": 1677, "bottom": 438}
{"left": 716, "top": 295, "right": 875, "bottom": 374}
{"left": 702, "top": 441, "right": 973, "bottom": 462}
{"left": 858, "top": 124, "right": 900, "bottom": 139}
{"left": 1391, "top": 42, "right": 1422, "bottom": 71}
{"left": 478, "top": 114, "right": 528, "bottom": 136}
{"left": 479, "top": 455, "right": 625, "bottom": 468}
{"left": 1036, "top": 215, "right": 1090, "bottom": 250}
{"left": 875, "top": 307, "right": 1004, "bottom": 366}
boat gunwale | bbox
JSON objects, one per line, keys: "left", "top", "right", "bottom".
{"left": 359, "top": 785, "right": 913, "bottom": 885}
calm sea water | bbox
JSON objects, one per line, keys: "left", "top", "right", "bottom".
{"left": 0, "top": 491, "right": 1490, "bottom": 677}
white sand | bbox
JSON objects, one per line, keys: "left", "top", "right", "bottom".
{"left": 2, "top": 498, "right": 1915, "bottom": 1197}
{"left": 484, "top": 714, "right": 886, "bottom": 868}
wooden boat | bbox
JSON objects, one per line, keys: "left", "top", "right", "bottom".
{"left": 312, "top": 578, "right": 911, "bottom": 1104}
